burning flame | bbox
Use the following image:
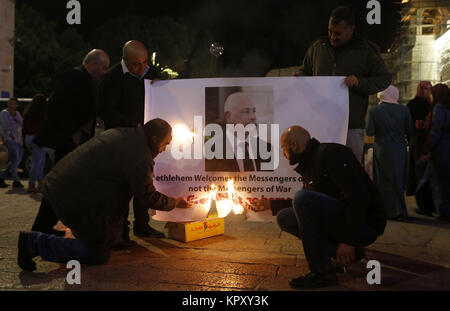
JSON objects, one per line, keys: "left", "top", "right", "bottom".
{"left": 206, "top": 179, "right": 245, "bottom": 218}
{"left": 172, "top": 124, "right": 194, "bottom": 144}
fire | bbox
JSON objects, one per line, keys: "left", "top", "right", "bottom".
{"left": 205, "top": 179, "right": 246, "bottom": 218}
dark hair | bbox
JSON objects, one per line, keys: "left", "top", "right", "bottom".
{"left": 416, "top": 81, "right": 432, "bottom": 102}
{"left": 9, "top": 97, "right": 18, "bottom": 103}
{"left": 330, "top": 6, "right": 355, "bottom": 27}
{"left": 23, "top": 94, "right": 47, "bottom": 123}
{"left": 432, "top": 83, "right": 450, "bottom": 109}
{"left": 143, "top": 118, "right": 172, "bottom": 148}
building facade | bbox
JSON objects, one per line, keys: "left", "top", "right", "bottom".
{"left": 384, "top": 0, "right": 450, "bottom": 104}
{"left": 0, "top": 0, "right": 15, "bottom": 98}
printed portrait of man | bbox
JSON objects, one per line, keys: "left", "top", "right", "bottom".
{"left": 205, "top": 88, "right": 273, "bottom": 172}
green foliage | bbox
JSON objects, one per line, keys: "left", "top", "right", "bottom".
{"left": 91, "top": 14, "right": 217, "bottom": 77}
{"left": 14, "top": 4, "right": 90, "bottom": 97}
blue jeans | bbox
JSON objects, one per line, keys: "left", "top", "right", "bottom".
{"left": 25, "top": 135, "right": 46, "bottom": 184}
{"left": 27, "top": 231, "right": 111, "bottom": 265}
{"left": 0, "top": 141, "right": 23, "bottom": 182}
{"left": 276, "top": 190, "right": 379, "bottom": 273}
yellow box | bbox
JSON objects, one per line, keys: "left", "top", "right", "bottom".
{"left": 167, "top": 217, "right": 225, "bottom": 242}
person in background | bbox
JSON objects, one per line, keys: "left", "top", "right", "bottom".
{"left": 406, "top": 81, "right": 433, "bottom": 196}
{"left": 366, "top": 85, "right": 413, "bottom": 220}
{"left": 429, "top": 84, "right": 450, "bottom": 221}
{"left": 31, "top": 49, "right": 110, "bottom": 236}
{"left": 0, "top": 98, "right": 24, "bottom": 189}
{"left": 22, "top": 94, "right": 48, "bottom": 193}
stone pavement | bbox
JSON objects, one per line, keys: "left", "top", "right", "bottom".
{"left": 1, "top": 185, "right": 450, "bottom": 291}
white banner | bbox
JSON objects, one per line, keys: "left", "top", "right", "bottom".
{"left": 145, "top": 77, "right": 349, "bottom": 222}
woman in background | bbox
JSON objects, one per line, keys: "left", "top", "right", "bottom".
{"left": 366, "top": 85, "right": 413, "bottom": 220}
{"left": 22, "top": 94, "right": 47, "bottom": 193}
{"left": 406, "top": 81, "right": 433, "bottom": 196}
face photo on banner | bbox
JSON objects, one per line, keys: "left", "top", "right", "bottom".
{"left": 204, "top": 86, "right": 274, "bottom": 173}
{"left": 144, "top": 77, "right": 349, "bottom": 222}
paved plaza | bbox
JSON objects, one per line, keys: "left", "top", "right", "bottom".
{"left": 0, "top": 185, "right": 450, "bottom": 291}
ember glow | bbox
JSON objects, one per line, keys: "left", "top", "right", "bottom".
{"left": 206, "top": 179, "right": 246, "bottom": 218}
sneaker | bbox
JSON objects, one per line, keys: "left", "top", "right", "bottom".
{"left": 12, "top": 181, "right": 24, "bottom": 188}
{"left": 0, "top": 179, "right": 8, "bottom": 188}
{"left": 17, "top": 232, "right": 36, "bottom": 272}
{"left": 289, "top": 269, "right": 337, "bottom": 289}
{"left": 133, "top": 223, "right": 165, "bottom": 238}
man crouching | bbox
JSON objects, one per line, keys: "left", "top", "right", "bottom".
{"left": 18, "top": 118, "right": 190, "bottom": 271}
{"left": 255, "top": 126, "right": 386, "bottom": 289}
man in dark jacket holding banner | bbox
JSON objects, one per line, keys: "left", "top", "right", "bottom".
{"left": 297, "top": 6, "right": 391, "bottom": 163}
{"left": 17, "top": 119, "right": 190, "bottom": 271}
{"left": 256, "top": 126, "right": 386, "bottom": 289}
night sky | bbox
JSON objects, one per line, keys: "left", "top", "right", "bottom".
{"left": 15, "top": 0, "right": 402, "bottom": 73}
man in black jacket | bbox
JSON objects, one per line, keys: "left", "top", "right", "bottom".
{"left": 256, "top": 126, "right": 386, "bottom": 289}
{"left": 18, "top": 119, "right": 190, "bottom": 272}
{"left": 31, "top": 49, "right": 110, "bottom": 237}
{"left": 97, "top": 40, "right": 164, "bottom": 239}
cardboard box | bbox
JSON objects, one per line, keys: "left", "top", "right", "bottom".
{"left": 167, "top": 217, "right": 224, "bottom": 242}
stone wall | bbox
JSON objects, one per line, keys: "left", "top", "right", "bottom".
{"left": 0, "top": 0, "right": 14, "bottom": 97}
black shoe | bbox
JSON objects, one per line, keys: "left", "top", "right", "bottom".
{"left": 133, "top": 224, "right": 165, "bottom": 238}
{"left": 289, "top": 270, "right": 337, "bottom": 289}
{"left": 17, "top": 232, "right": 36, "bottom": 272}
{"left": 0, "top": 179, "right": 8, "bottom": 188}
{"left": 414, "top": 208, "right": 433, "bottom": 217}
{"left": 12, "top": 181, "right": 24, "bottom": 188}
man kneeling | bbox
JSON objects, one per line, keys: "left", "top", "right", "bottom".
{"left": 17, "top": 118, "right": 190, "bottom": 271}
{"left": 256, "top": 126, "right": 386, "bottom": 289}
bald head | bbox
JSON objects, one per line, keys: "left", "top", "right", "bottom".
{"left": 224, "top": 92, "right": 257, "bottom": 126}
{"left": 82, "top": 49, "right": 110, "bottom": 80}
{"left": 122, "top": 40, "right": 149, "bottom": 77}
{"left": 281, "top": 126, "right": 311, "bottom": 165}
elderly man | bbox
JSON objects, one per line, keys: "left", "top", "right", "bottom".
{"left": 31, "top": 49, "right": 110, "bottom": 237}
{"left": 18, "top": 119, "right": 190, "bottom": 271}
{"left": 256, "top": 126, "right": 386, "bottom": 289}
{"left": 205, "top": 92, "right": 271, "bottom": 172}
{"left": 98, "top": 40, "right": 164, "bottom": 239}
{"left": 98, "top": 40, "right": 162, "bottom": 129}
{"left": 0, "top": 98, "right": 24, "bottom": 188}
{"left": 297, "top": 6, "right": 392, "bottom": 163}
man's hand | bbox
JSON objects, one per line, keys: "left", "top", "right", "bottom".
{"left": 344, "top": 75, "right": 359, "bottom": 88}
{"left": 253, "top": 199, "right": 271, "bottom": 212}
{"left": 336, "top": 243, "right": 355, "bottom": 266}
{"left": 175, "top": 197, "right": 191, "bottom": 208}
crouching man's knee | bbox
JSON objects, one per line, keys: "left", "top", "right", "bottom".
{"left": 294, "top": 190, "right": 315, "bottom": 211}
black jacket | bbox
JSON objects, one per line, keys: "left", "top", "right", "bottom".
{"left": 97, "top": 62, "right": 161, "bottom": 130}
{"left": 34, "top": 66, "right": 96, "bottom": 149}
{"left": 271, "top": 138, "right": 386, "bottom": 245}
